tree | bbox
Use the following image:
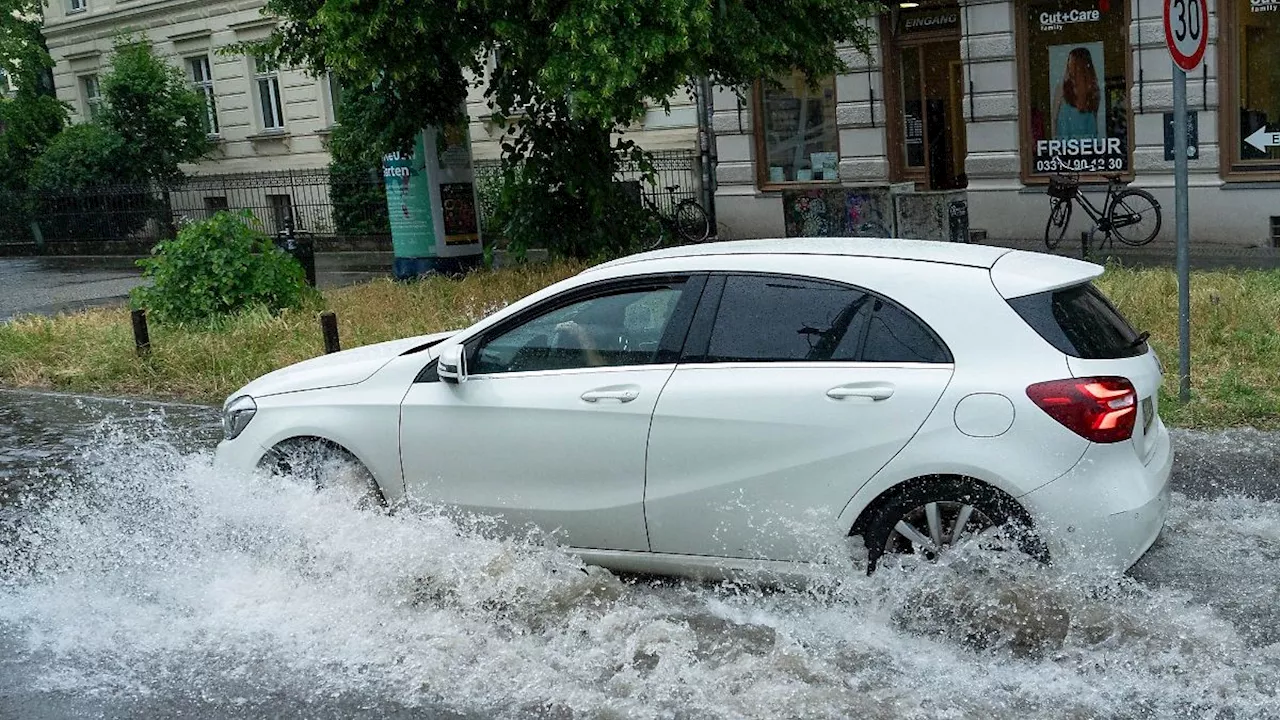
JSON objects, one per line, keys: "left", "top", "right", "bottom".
{"left": 252, "top": 1, "right": 878, "bottom": 257}
{"left": 99, "top": 36, "right": 211, "bottom": 186}
{"left": 0, "top": 0, "right": 66, "bottom": 243}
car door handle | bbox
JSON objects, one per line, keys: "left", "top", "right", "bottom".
{"left": 827, "top": 384, "right": 895, "bottom": 401}
{"left": 581, "top": 388, "right": 640, "bottom": 403}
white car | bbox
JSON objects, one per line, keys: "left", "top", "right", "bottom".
{"left": 215, "top": 238, "right": 1173, "bottom": 577}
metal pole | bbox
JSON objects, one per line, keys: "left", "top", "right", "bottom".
{"left": 1172, "top": 62, "right": 1191, "bottom": 403}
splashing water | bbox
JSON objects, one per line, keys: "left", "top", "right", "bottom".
{"left": 1, "top": 416, "right": 1278, "bottom": 719}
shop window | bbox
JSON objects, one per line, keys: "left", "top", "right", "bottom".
{"left": 757, "top": 70, "right": 839, "bottom": 185}
{"left": 1225, "top": 0, "right": 1280, "bottom": 171}
{"left": 1019, "top": 0, "right": 1130, "bottom": 176}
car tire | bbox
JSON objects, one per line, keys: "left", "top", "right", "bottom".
{"left": 860, "top": 477, "right": 1047, "bottom": 573}
{"left": 260, "top": 438, "right": 387, "bottom": 511}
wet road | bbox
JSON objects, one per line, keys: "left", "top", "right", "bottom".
{"left": 1, "top": 388, "right": 1278, "bottom": 719}
{"left": 0, "top": 255, "right": 394, "bottom": 321}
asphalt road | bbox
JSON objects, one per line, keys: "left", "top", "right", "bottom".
{"left": 0, "top": 388, "right": 1278, "bottom": 719}
{"left": 0, "top": 254, "right": 394, "bottom": 322}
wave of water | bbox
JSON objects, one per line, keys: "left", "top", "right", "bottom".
{"left": 1, "top": 415, "right": 1278, "bottom": 719}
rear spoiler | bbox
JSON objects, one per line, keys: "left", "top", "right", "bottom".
{"left": 989, "top": 251, "right": 1104, "bottom": 299}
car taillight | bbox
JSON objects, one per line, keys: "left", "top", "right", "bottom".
{"left": 1026, "top": 377, "right": 1137, "bottom": 443}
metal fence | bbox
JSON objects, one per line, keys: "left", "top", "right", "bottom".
{"left": 2, "top": 149, "right": 701, "bottom": 250}
{"left": 473, "top": 148, "right": 702, "bottom": 234}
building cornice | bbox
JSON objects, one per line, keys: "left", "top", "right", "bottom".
{"left": 43, "top": 0, "right": 268, "bottom": 42}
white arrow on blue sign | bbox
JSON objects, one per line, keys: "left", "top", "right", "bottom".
{"left": 1244, "top": 127, "right": 1280, "bottom": 152}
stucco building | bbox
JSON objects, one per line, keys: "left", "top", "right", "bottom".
{"left": 712, "top": 0, "right": 1280, "bottom": 247}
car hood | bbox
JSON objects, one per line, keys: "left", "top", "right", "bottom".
{"left": 234, "top": 331, "right": 457, "bottom": 399}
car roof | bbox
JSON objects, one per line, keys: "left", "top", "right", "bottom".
{"left": 586, "top": 237, "right": 1016, "bottom": 272}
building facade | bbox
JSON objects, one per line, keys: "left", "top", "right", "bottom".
{"left": 42, "top": 0, "right": 339, "bottom": 176}
{"left": 712, "top": 0, "right": 1280, "bottom": 247}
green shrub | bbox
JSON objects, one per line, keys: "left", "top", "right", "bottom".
{"left": 27, "top": 123, "right": 162, "bottom": 242}
{"left": 131, "top": 210, "right": 311, "bottom": 325}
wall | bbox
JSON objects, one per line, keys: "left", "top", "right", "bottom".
{"left": 43, "top": 0, "right": 337, "bottom": 176}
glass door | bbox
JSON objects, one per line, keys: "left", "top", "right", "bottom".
{"left": 894, "top": 36, "right": 966, "bottom": 189}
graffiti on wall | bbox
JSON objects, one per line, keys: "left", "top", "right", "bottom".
{"left": 783, "top": 189, "right": 892, "bottom": 238}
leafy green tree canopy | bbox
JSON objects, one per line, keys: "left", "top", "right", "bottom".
{"left": 252, "top": 1, "right": 878, "bottom": 257}
{"left": 99, "top": 37, "right": 212, "bottom": 185}
{"left": 256, "top": 0, "right": 877, "bottom": 160}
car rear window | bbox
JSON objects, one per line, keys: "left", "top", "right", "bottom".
{"left": 1006, "top": 283, "right": 1147, "bottom": 359}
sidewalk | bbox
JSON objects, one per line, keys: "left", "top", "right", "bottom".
{"left": 0, "top": 252, "right": 394, "bottom": 322}
{"left": 984, "top": 236, "right": 1280, "bottom": 270}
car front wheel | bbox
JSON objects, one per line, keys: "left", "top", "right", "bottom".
{"left": 260, "top": 438, "right": 386, "bottom": 511}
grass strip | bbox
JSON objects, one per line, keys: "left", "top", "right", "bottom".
{"left": 1, "top": 260, "right": 1277, "bottom": 428}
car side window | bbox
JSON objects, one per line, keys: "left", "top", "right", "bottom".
{"left": 704, "top": 276, "right": 872, "bottom": 362}
{"left": 701, "top": 274, "right": 949, "bottom": 364}
{"left": 860, "top": 297, "right": 950, "bottom": 363}
{"left": 472, "top": 284, "right": 684, "bottom": 374}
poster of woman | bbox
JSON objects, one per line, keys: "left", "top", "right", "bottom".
{"left": 1049, "top": 43, "right": 1106, "bottom": 141}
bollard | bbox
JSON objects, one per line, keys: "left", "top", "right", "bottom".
{"left": 320, "top": 312, "right": 341, "bottom": 354}
{"left": 131, "top": 309, "right": 151, "bottom": 357}
{"left": 1080, "top": 231, "right": 1090, "bottom": 261}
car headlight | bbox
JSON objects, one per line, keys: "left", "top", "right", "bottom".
{"left": 222, "top": 395, "right": 257, "bottom": 441}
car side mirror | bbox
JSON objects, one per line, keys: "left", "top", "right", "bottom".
{"left": 437, "top": 344, "right": 468, "bottom": 384}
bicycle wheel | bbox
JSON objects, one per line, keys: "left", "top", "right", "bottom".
{"left": 1108, "top": 189, "right": 1161, "bottom": 246}
{"left": 642, "top": 213, "right": 671, "bottom": 251}
{"left": 1044, "top": 198, "right": 1072, "bottom": 250}
{"left": 673, "top": 200, "right": 711, "bottom": 243}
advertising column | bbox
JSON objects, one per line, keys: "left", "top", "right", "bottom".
{"left": 382, "top": 120, "right": 483, "bottom": 279}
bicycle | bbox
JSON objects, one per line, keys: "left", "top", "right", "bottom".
{"left": 1044, "top": 173, "right": 1162, "bottom": 251}
{"left": 643, "top": 184, "right": 711, "bottom": 250}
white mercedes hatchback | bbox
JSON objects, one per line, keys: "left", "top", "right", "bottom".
{"left": 215, "top": 238, "right": 1173, "bottom": 576}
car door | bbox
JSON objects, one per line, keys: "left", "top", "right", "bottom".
{"left": 399, "top": 274, "right": 701, "bottom": 552}
{"left": 644, "top": 273, "right": 955, "bottom": 561}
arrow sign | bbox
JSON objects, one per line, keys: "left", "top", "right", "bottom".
{"left": 1245, "top": 127, "right": 1280, "bottom": 153}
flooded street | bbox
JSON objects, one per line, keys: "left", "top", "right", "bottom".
{"left": 1, "top": 388, "right": 1278, "bottom": 719}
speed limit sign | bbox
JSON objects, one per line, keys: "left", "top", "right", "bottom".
{"left": 1164, "top": 0, "right": 1208, "bottom": 71}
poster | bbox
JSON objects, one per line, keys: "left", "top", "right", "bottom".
{"left": 440, "top": 182, "right": 480, "bottom": 245}
{"left": 382, "top": 133, "right": 437, "bottom": 257}
{"left": 783, "top": 189, "right": 891, "bottom": 238}
{"left": 438, "top": 120, "right": 473, "bottom": 170}
{"left": 1033, "top": 42, "right": 1124, "bottom": 173}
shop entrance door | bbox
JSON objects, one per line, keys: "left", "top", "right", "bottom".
{"left": 888, "top": 9, "right": 967, "bottom": 190}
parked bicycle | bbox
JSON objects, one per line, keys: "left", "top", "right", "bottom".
{"left": 1044, "top": 173, "right": 1162, "bottom": 251}
{"left": 643, "top": 184, "right": 711, "bottom": 250}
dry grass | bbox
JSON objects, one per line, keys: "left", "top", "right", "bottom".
{"left": 1096, "top": 264, "right": 1280, "bottom": 429}
{"left": 1, "top": 259, "right": 1277, "bottom": 428}
{"left": 0, "top": 260, "right": 586, "bottom": 404}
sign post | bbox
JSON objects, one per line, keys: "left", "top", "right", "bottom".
{"left": 1163, "top": 0, "right": 1207, "bottom": 404}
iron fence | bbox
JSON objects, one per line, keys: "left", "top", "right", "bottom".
{"left": 473, "top": 149, "right": 702, "bottom": 235}
{"left": 2, "top": 149, "right": 701, "bottom": 250}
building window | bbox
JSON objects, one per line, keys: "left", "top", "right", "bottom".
{"left": 188, "top": 56, "right": 219, "bottom": 136}
{"left": 1224, "top": 0, "right": 1280, "bottom": 172}
{"left": 81, "top": 75, "right": 103, "bottom": 120}
{"left": 68, "top": 0, "right": 87, "bottom": 13}
{"left": 203, "top": 196, "right": 229, "bottom": 218}
{"left": 756, "top": 70, "right": 839, "bottom": 185}
{"left": 1019, "top": 0, "right": 1131, "bottom": 176}
{"left": 253, "top": 57, "right": 285, "bottom": 131}
{"left": 266, "top": 194, "right": 294, "bottom": 233}
{"left": 325, "top": 73, "right": 343, "bottom": 125}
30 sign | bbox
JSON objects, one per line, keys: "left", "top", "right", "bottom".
{"left": 1164, "top": 0, "right": 1209, "bottom": 71}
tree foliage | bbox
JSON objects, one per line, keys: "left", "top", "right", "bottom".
{"left": 99, "top": 36, "right": 211, "bottom": 186}
{"left": 0, "top": 0, "right": 65, "bottom": 243}
{"left": 253, "top": 0, "right": 878, "bottom": 257}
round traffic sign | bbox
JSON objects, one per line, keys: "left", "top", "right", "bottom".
{"left": 1163, "top": 0, "right": 1209, "bottom": 71}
